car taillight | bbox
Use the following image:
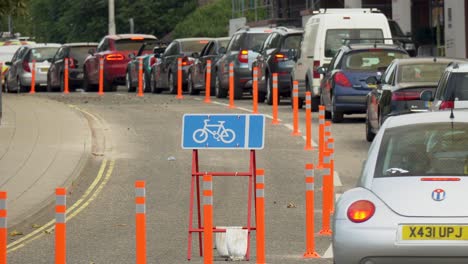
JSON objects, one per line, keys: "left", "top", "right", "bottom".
{"left": 150, "top": 56, "right": 156, "bottom": 66}
{"left": 334, "top": 72, "right": 351, "bottom": 87}
{"left": 347, "top": 200, "right": 375, "bottom": 223}
{"left": 22, "top": 60, "right": 31, "bottom": 72}
{"left": 68, "top": 57, "right": 77, "bottom": 69}
{"left": 273, "top": 53, "right": 288, "bottom": 63}
{"left": 391, "top": 91, "right": 421, "bottom": 101}
{"left": 238, "top": 49, "right": 248, "bottom": 64}
{"left": 105, "top": 54, "right": 124, "bottom": 61}
{"left": 440, "top": 101, "right": 454, "bottom": 110}
{"left": 313, "top": 60, "right": 320, "bottom": 79}
{"left": 182, "top": 56, "right": 193, "bottom": 66}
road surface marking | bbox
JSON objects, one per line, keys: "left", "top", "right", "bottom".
{"left": 334, "top": 171, "right": 343, "bottom": 186}
{"left": 323, "top": 243, "right": 333, "bottom": 258}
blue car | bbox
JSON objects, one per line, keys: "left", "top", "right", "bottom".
{"left": 318, "top": 44, "right": 409, "bottom": 123}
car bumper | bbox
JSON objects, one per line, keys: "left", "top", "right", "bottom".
{"left": 234, "top": 66, "right": 252, "bottom": 89}
{"left": 105, "top": 63, "right": 127, "bottom": 84}
{"left": 20, "top": 72, "right": 48, "bottom": 86}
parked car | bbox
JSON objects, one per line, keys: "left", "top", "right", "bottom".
{"left": 150, "top": 38, "right": 212, "bottom": 94}
{"left": 47, "top": 42, "right": 98, "bottom": 92}
{"left": 82, "top": 34, "right": 157, "bottom": 92}
{"left": 214, "top": 27, "right": 272, "bottom": 99}
{"left": 125, "top": 40, "right": 165, "bottom": 93}
{"left": 4, "top": 43, "right": 61, "bottom": 92}
{"left": 318, "top": 43, "right": 408, "bottom": 123}
{"left": 427, "top": 62, "right": 468, "bottom": 111}
{"left": 0, "top": 40, "right": 36, "bottom": 90}
{"left": 291, "top": 8, "right": 394, "bottom": 110}
{"left": 187, "top": 37, "right": 230, "bottom": 95}
{"left": 334, "top": 109, "right": 468, "bottom": 264}
{"left": 365, "top": 57, "right": 464, "bottom": 141}
{"left": 252, "top": 27, "right": 303, "bottom": 105}
{"left": 388, "top": 19, "right": 416, "bottom": 56}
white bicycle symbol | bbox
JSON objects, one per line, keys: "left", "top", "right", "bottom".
{"left": 192, "top": 119, "right": 236, "bottom": 144}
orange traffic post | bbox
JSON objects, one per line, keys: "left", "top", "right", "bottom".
{"left": 272, "top": 73, "right": 280, "bottom": 125}
{"left": 30, "top": 59, "right": 36, "bottom": 94}
{"left": 318, "top": 106, "right": 325, "bottom": 167}
{"left": 304, "top": 92, "right": 313, "bottom": 150}
{"left": 319, "top": 153, "right": 333, "bottom": 237}
{"left": 177, "top": 58, "right": 183, "bottom": 99}
{"left": 204, "top": 60, "right": 211, "bottom": 103}
{"left": 135, "top": 181, "right": 146, "bottom": 264}
{"left": 304, "top": 164, "right": 320, "bottom": 258}
{"left": 228, "top": 62, "right": 235, "bottom": 109}
{"left": 326, "top": 138, "right": 335, "bottom": 214}
{"left": 98, "top": 57, "right": 104, "bottom": 95}
{"left": 256, "top": 169, "right": 266, "bottom": 264}
{"left": 252, "top": 67, "right": 259, "bottom": 113}
{"left": 55, "top": 187, "right": 67, "bottom": 264}
{"left": 292, "top": 81, "right": 300, "bottom": 136}
{"left": 63, "top": 58, "right": 69, "bottom": 94}
{"left": 137, "top": 58, "right": 144, "bottom": 97}
{"left": 0, "top": 192, "right": 6, "bottom": 264}
{"left": 203, "top": 175, "right": 213, "bottom": 264}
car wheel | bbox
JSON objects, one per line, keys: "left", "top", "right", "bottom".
{"left": 331, "top": 95, "right": 344, "bottom": 123}
{"left": 188, "top": 72, "right": 199, "bottom": 95}
{"left": 4, "top": 78, "right": 10, "bottom": 93}
{"left": 126, "top": 71, "right": 135, "bottom": 92}
{"left": 143, "top": 73, "right": 150, "bottom": 93}
{"left": 17, "top": 78, "right": 27, "bottom": 93}
{"left": 59, "top": 73, "right": 65, "bottom": 92}
{"left": 168, "top": 72, "right": 177, "bottom": 94}
{"left": 366, "top": 109, "right": 376, "bottom": 142}
{"left": 215, "top": 73, "right": 227, "bottom": 98}
{"left": 83, "top": 68, "right": 93, "bottom": 92}
{"left": 233, "top": 77, "right": 243, "bottom": 100}
{"left": 46, "top": 74, "right": 54, "bottom": 92}
{"left": 266, "top": 74, "right": 273, "bottom": 105}
{"left": 150, "top": 70, "right": 162, "bottom": 94}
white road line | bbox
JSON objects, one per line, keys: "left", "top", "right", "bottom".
{"left": 301, "top": 135, "right": 318, "bottom": 147}
{"left": 193, "top": 98, "right": 202, "bottom": 101}
{"left": 334, "top": 171, "right": 343, "bottom": 186}
{"left": 237, "top": 107, "right": 253, "bottom": 112}
{"left": 335, "top": 193, "right": 342, "bottom": 201}
{"left": 322, "top": 243, "right": 333, "bottom": 258}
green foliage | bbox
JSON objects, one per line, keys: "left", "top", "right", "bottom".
{"left": 173, "top": 0, "right": 231, "bottom": 38}
{"left": 0, "top": 0, "right": 28, "bottom": 16}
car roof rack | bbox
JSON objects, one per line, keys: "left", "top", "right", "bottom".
{"left": 342, "top": 38, "right": 406, "bottom": 49}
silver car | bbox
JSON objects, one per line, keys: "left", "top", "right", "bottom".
{"left": 334, "top": 110, "right": 468, "bottom": 263}
{"left": 5, "top": 43, "right": 61, "bottom": 92}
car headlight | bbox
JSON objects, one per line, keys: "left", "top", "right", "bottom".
{"left": 405, "top": 43, "right": 415, "bottom": 50}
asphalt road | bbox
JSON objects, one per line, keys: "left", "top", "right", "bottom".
{"left": 6, "top": 88, "right": 371, "bottom": 263}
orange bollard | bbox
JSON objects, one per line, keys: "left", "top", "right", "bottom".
{"left": 177, "top": 58, "right": 183, "bottom": 99}
{"left": 292, "top": 81, "right": 300, "bottom": 136}
{"left": 203, "top": 175, "right": 213, "bottom": 264}
{"left": 204, "top": 60, "right": 211, "bottom": 103}
{"left": 318, "top": 106, "right": 325, "bottom": 167}
{"left": 272, "top": 73, "right": 279, "bottom": 125}
{"left": 256, "top": 169, "right": 266, "bottom": 264}
{"left": 135, "top": 181, "right": 146, "bottom": 264}
{"left": 0, "top": 192, "right": 6, "bottom": 264}
{"left": 327, "top": 139, "right": 335, "bottom": 214}
{"left": 304, "top": 92, "right": 313, "bottom": 150}
{"left": 64, "top": 58, "right": 69, "bottom": 94}
{"left": 319, "top": 153, "right": 333, "bottom": 237}
{"left": 137, "top": 58, "right": 144, "bottom": 97}
{"left": 252, "top": 67, "right": 258, "bottom": 113}
{"left": 55, "top": 187, "right": 67, "bottom": 264}
{"left": 98, "top": 57, "right": 104, "bottom": 95}
{"left": 30, "top": 59, "right": 36, "bottom": 94}
{"left": 304, "top": 164, "right": 320, "bottom": 258}
{"left": 228, "top": 62, "right": 235, "bottom": 109}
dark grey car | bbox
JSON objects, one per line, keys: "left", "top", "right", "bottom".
{"left": 252, "top": 27, "right": 303, "bottom": 105}
{"left": 187, "top": 37, "right": 230, "bottom": 95}
{"left": 214, "top": 27, "right": 271, "bottom": 99}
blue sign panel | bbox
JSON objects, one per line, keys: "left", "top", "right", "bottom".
{"left": 182, "top": 114, "right": 265, "bottom": 149}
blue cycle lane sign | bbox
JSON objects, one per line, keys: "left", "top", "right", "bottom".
{"left": 182, "top": 114, "right": 265, "bottom": 149}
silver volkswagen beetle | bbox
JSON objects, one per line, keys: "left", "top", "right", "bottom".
{"left": 334, "top": 110, "right": 468, "bottom": 264}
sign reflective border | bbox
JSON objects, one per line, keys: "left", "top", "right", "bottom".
{"left": 182, "top": 114, "right": 265, "bottom": 149}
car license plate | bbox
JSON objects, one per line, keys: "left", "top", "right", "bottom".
{"left": 40, "top": 68, "right": 48, "bottom": 73}
{"left": 367, "top": 84, "right": 377, "bottom": 89}
{"left": 402, "top": 225, "right": 468, "bottom": 240}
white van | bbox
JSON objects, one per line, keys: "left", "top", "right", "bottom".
{"left": 291, "top": 8, "right": 393, "bottom": 109}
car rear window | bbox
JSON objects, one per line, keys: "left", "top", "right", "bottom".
{"left": 438, "top": 73, "right": 468, "bottom": 101}
{"left": 69, "top": 46, "right": 94, "bottom": 65}
{"left": 343, "top": 50, "right": 407, "bottom": 71}
{"left": 28, "top": 47, "right": 59, "bottom": 62}
{"left": 398, "top": 63, "right": 448, "bottom": 83}
{"left": 282, "top": 34, "right": 302, "bottom": 50}
{"left": 115, "top": 38, "right": 155, "bottom": 51}
{"left": 243, "top": 33, "right": 270, "bottom": 52}
{"left": 180, "top": 40, "right": 210, "bottom": 53}
{"left": 375, "top": 123, "right": 468, "bottom": 177}
{"left": 325, "top": 29, "right": 384, "bottom": 58}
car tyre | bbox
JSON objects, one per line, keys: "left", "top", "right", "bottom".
{"left": 83, "top": 68, "right": 94, "bottom": 92}
{"left": 46, "top": 74, "right": 54, "bottom": 92}
{"left": 266, "top": 74, "right": 273, "bottom": 105}
{"left": 143, "top": 73, "right": 150, "bottom": 93}
{"left": 366, "top": 109, "right": 375, "bottom": 142}
{"left": 150, "top": 70, "right": 162, "bottom": 94}
{"left": 59, "top": 73, "right": 66, "bottom": 92}
{"left": 17, "top": 78, "right": 27, "bottom": 93}
{"left": 126, "top": 71, "right": 135, "bottom": 92}
{"left": 331, "top": 95, "right": 344, "bottom": 123}
{"left": 168, "top": 72, "right": 177, "bottom": 94}
{"left": 215, "top": 74, "right": 227, "bottom": 98}
{"left": 187, "top": 72, "right": 199, "bottom": 95}
{"left": 233, "top": 78, "right": 243, "bottom": 100}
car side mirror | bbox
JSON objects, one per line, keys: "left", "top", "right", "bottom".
{"left": 4, "top": 61, "right": 11, "bottom": 66}
{"left": 88, "top": 48, "right": 95, "bottom": 55}
{"left": 420, "top": 90, "right": 433, "bottom": 101}
{"left": 317, "top": 66, "right": 327, "bottom": 75}
{"left": 218, "top": 47, "right": 226, "bottom": 54}
{"left": 366, "top": 76, "right": 380, "bottom": 85}
{"left": 191, "top": 52, "right": 200, "bottom": 59}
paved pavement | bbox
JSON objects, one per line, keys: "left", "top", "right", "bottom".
{"left": 0, "top": 94, "right": 91, "bottom": 227}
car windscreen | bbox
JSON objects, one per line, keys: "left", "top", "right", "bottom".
{"left": 243, "top": 33, "right": 270, "bottom": 52}
{"left": 375, "top": 122, "right": 468, "bottom": 177}
{"left": 343, "top": 50, "right": 407, "bottom": 71}
{"left": 438, "top": 72, "right": 468, "bottom": 101}
{"left": 388, "top": 20, "right": 405, "bottom": 37}
{"left": 325, "top": 29, "right": 384, "bottom": 58}
{"left": 398, "top": 63, "right": 447, "bottom": 83}
{"left": 115, "top": 39, "right": 156, "bottom": 51}
{"left": 28, "top": 47, "right": 59, "bottom": 62}
{"left": 180, "top": 40, "right": 210, "bottom": 54}
{"left": 69, "top": 46, "right": 94, "bottom": 65}
{"left": 218, "top": 39, "right": 229, "bottom": 50}
{"left": 282, "top": 34, "right": 302, "bottom": 50}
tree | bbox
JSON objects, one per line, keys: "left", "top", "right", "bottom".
{"left": 0, "top": 0, "right": 28, "bottom": 16}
